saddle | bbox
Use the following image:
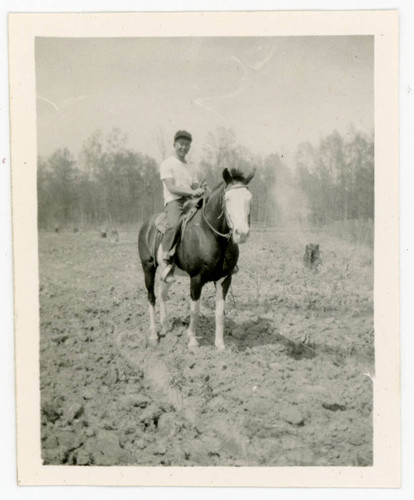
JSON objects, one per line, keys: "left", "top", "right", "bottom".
{"left": 154, "top": 196, "right": 204, "bottom": 236}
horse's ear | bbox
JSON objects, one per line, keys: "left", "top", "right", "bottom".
{"left": 245, "top": 168, "right": 256, "bottom": 185}
{"left": 222, "top": 168, "right": 233, "bottom": 184}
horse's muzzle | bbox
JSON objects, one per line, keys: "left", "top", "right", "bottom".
{"left": 233, "top": 228, "right": 250, "bottom": 244}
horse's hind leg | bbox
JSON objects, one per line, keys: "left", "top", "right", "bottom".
{"left": 214, "top": 275, "right": 232, "bottom": 350}
{"left": 159, "top": 280, "right": 173, "bottom": 337}
{"left": 187, "top": 275, "right": 203, "bottom": 350}
{"left": 143, "top": 263, "right": 158, "bottom": 346}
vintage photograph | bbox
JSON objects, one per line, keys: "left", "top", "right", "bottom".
{"left": 36, "top": 35, "right": 374, "bottom": 467}
{"left": 9, "top": 11, "right": 399, "bottom": 487}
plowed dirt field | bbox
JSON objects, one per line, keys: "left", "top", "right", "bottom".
{"left": 39, "top": 227, "right": 374, "bottom": 466}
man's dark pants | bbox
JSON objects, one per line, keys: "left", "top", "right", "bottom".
{"left": 162, "top": 198, "right": 186, "bottom": 261}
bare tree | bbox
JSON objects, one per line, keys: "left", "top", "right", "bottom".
{"left": 153, "top": 126, "right": 168, "bottom": 161}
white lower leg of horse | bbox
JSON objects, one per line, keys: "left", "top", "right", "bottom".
{"left": 148, "top": 301, "right": 158, "bottom": 345}
{"left": 215, "top": 283, "right": 225, "bottom": 350}
{"left": 187, "top": 299, "right": 200, "bottom": 348}
{"left": 159, "top": 281, "right": 171, "bottom": 333}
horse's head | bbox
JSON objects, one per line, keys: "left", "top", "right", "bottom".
{"left": 222, "top": 167, "right": 255, "bottom": 244}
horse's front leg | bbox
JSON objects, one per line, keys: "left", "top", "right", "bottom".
{"left": 214, "top": 275, "right": 232, "bottom": 350}
{"left": 187, "top": 275, "right": 203, "bottom": 350}
{"left": 148, "top": 300, "right": 158, "bottom": 346}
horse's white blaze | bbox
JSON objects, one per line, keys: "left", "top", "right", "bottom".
{"left": 215, "top": 280, "right": 226, "bottom": 349}
{"left": 187, "top": 299, "right": 200, "bottom": 348}
{"left": 225, "top": 187, "right": 252, "bottom": 244}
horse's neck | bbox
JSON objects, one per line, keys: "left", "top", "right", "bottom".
{"left": 204, "top": 185, "right": 227, "bottom": 233}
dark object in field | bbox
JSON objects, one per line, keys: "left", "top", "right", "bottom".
{"left": 321, "top": 401, "right": 346, "bottom": 412}
{"left": 138, "top": 166, "right": 254, "bottom": 350}
{"left": 74, "top": 227, "right": 79, "bottom": 233}
{"left": 303, "top": 243, "right": 321, "bottom": 270}
{"left": 110, "top": 229, "right": 119, "bottom": 242}
{"left": 100, "top": 229, "right": 107, "bottom": 238}
{"left": 54, "top": 225, "right": 60, "bottom": 233}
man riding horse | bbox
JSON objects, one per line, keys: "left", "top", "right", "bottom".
{"left": 159, "top": 130, "right": 204, "bottom": 283}
{"left": 138, "top": 129, "right": 254, "bottom": 350}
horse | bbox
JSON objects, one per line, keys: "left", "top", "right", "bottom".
{"left": 138, "top": 167, "right": 254, "bottom": 350}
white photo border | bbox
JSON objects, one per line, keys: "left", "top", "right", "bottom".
{"left": 8, "top": 10, "right": 399, "bottom": 487}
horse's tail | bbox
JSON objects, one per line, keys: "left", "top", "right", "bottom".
{"left": 138, "top": 218, "right": 160, "bottom": 307}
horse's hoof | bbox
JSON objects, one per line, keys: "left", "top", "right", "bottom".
{"left": 215, "top": 343, "right": 226, "bottom": 351}
{"left": 188, "top": 338, "right": 199, "bottom": 350}
{"left": 160, "top": 321, "right": 173, "bottom": 337}
{"left": 148, "top": 337, "right": 158, "bottom": 347}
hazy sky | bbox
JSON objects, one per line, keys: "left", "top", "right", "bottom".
{"left": 35, "top": 36, "right": 373, "bottom": 164}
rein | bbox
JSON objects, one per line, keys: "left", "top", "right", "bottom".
{"left": 202, "top": 184, "right": 248, "bottom": 241}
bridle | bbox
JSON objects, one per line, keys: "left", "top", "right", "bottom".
{"left": 202, "top": 183, "right": 250, "bottom": 241}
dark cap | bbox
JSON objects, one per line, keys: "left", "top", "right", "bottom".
{"left": 174, "top": 130, "right": 192, "bottom": 142}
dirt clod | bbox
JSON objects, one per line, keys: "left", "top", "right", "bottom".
{"left": 56, "top": 430, "right": 83, "bottom": 451}
{"left": 279, "top": 405, "right": 305, "bottom": 426}
{"left": 119, "top": 394, "right": 150, "bottom": 410}
{"left": 85, "top": 430, "right": 130, "bottom": 466}
{"left": 76, "top": 449, "right": 92, "bottom": 465}
{"left": 63, "top": 402, "right": 84, "bottom": 424}
{"left": 41, "top": 400, "right": 61, "bottom": 424}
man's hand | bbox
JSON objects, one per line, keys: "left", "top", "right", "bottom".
{"left": 192, "top": 187, "right": 205, "bottom": 197}
{"left": 199, "top": 178, "right": 209, "bottom": 190}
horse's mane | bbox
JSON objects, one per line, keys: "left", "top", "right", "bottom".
{"left": 204, "top": 181, "right": 225, "bottom": 204}
{"left": 211, "top": 181, "right": 226, "bottom": 194}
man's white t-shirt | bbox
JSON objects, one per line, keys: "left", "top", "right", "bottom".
{"left": 160, "top": 155, "right": 198, "bottom": 205}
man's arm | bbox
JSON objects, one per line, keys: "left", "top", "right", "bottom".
{"left": 164, "top": 178, "right": 204, "bottom": 198}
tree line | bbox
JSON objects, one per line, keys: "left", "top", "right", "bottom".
{"left": 37, "top": 127, "right": 374, "bottom": 230}
{"left": 296, "top": 130, "right": 374, "bottom": 224}
{"left": 38, "top": 129, "right": 162, "bottom": 228}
